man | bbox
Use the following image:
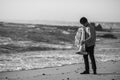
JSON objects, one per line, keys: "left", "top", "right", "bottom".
{"left": 78, "top": 17, "right": 97, "bottom": 74}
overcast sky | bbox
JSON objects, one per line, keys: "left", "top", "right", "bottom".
{"left": 0, "top": 0, "right": 120, "bottom": 22}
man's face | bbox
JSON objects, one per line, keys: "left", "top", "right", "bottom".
{"left": 83, "top": 22, "right": 88, "bottom": 27}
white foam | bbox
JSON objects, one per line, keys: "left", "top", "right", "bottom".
{"left": 0, "top": 52, "right": 120, "bottom": 72}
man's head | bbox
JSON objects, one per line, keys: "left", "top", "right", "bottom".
{"left": 80, "top": 17, "right": 88, "bottom": 27}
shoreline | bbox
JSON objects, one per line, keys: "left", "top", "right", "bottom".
{"left": 0, "top": 50, "right": 120, "bottom": 72}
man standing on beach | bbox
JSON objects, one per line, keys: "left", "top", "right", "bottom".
{"left": 77, "top": 17, "right": 97, "bottom": 74}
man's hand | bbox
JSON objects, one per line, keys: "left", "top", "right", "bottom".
{"left": 81, "top": 40, "right": 85, "bottom": 45}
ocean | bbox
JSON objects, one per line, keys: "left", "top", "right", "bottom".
{"left": 0, "top": 49, "right": 120, "bottom": 72}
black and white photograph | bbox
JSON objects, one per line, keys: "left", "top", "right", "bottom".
{"left": 0, "top": 0, "right": 120, "bottom": 80}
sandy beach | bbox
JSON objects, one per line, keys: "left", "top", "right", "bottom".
{"left": 0, "top": 60, "right": 120, "bottom": 80}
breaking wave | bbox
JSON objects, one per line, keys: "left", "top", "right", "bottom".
{"left": 0, "top": 50, "right": 120, "bottom": 72}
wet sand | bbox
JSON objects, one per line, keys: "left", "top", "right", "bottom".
{"left": 0, "top": 61, "right": 120, "bottom": 80}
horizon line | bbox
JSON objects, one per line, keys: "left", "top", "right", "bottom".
{"left": 0, "top": 19, "right": 120, "bottom": 24}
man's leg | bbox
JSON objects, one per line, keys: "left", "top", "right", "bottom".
{"left": 89, "top": 46, "right": 97, "bottom": 74}
{"left": 81, "top": 55, "right": 89, "bottom": 74}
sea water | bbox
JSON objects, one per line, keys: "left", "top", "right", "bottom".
{"left": 0, "top": 49, "right": 120, "bottom": 72}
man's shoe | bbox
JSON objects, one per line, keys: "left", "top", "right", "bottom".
{"left": 93, "top": 71, "right": 97, "bottom": 75}
{"left": 93, "top": 70, "right": 97, "bottom": 74}
{"left": 80, "top": 71, "right": 89, "bottom": 74}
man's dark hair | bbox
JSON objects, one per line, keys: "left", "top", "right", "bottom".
{"left": 80, "top": 17, "right": 88, "bottom": 24}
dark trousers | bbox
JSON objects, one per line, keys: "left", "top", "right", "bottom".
{"left": 83, "top": 45, "right": 97, "bottom": 72}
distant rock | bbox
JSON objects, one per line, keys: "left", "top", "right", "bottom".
{"left": 42, "top": 73, "right": 46, "bottom": 75}
{"left": 96, "top": 24, "right": 103, "bottom": 31}
{"left": 90, "top": 22, "right": 103, "bottom": 31}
